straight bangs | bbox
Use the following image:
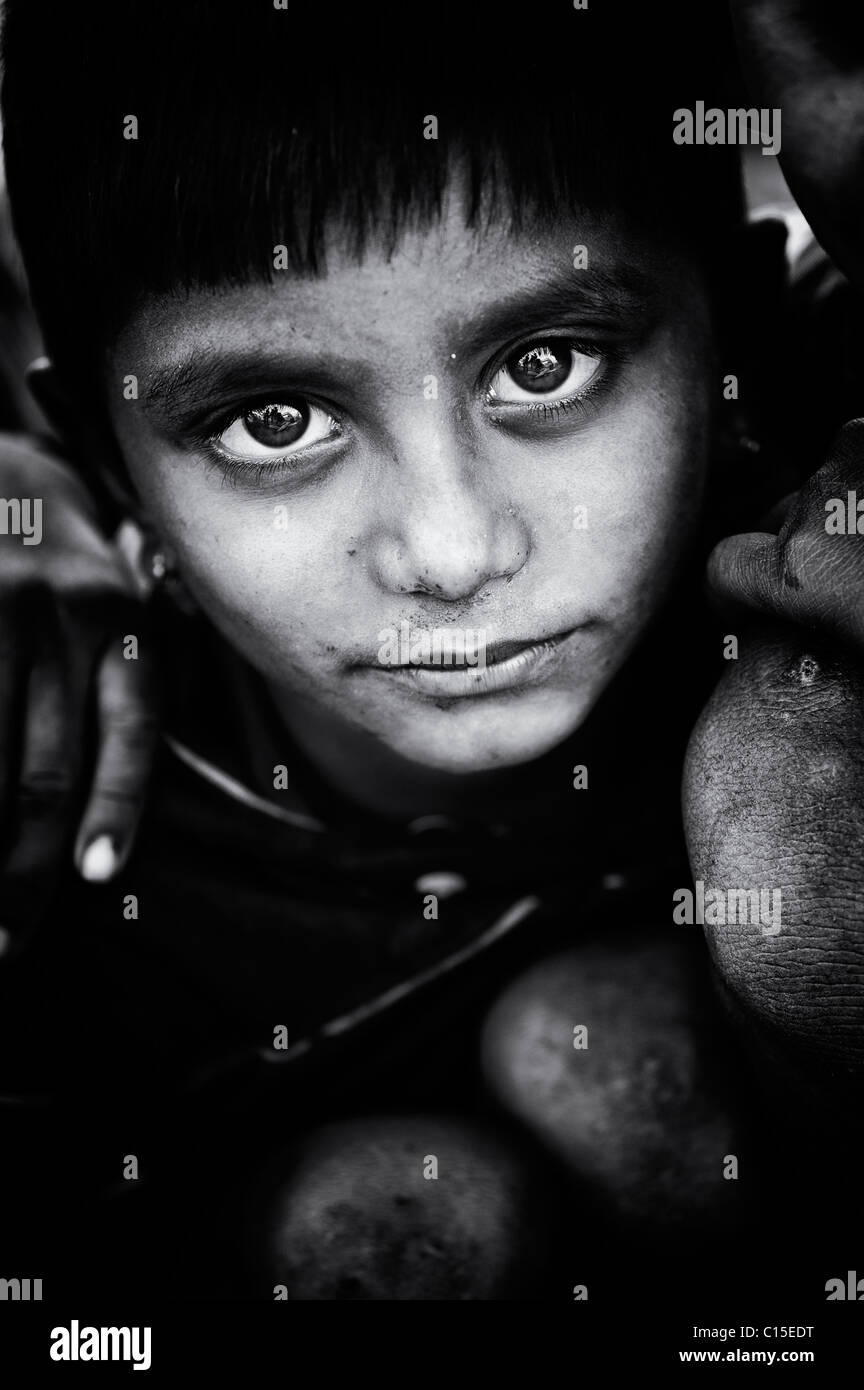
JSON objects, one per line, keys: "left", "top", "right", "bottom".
{"left": 1, "top": 0, "right": 743, "bottom": 375}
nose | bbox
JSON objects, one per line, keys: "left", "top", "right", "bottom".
{"left": 367, "top": 415, "right": 530, "bottom": 601}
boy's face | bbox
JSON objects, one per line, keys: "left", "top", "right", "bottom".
{"left": 104, "top": 190, "right": 715, "bottom": 775}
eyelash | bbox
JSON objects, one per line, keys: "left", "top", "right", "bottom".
{"left": 207, "top": 454, "right": 319, "bottom": 490}
{"left": 482, "top": 337, "right": 629, "bottom": 422}
{"left": 191, "top": 406, "right": 344, "bottom": 488}
{"left": 520, "top": 395, "right": 584, "bottom": 423}
{"left": 194, "top": 336, "right": 628, "bottom": 486}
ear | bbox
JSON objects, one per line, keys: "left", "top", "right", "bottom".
{"left": 25, "top": 354, "right": 144, "bottom": 526}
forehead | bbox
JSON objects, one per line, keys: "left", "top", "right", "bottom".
{"left": 114, "top": 193, "right": 697, "bottom": 388}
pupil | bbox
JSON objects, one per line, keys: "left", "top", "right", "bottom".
{"left": 244, "top": 402, "right": 307, "bottom": 446}
{"left": 509, "top": 344, "right": 570, "bottom": 393}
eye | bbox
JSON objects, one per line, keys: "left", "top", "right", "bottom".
{"left": 487, "top": 340, "right": 602, "bottom": 404}
{"left": 216, "top": 400, "right": 337, "bottom": 459}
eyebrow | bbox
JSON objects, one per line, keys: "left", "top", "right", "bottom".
{"left": 142, "top": 351, "right": 360, "bottom": 416}
{"left": 141, "top": 260, "right": 659, "bottom": 418}
{"left": 458, "top": 262, "right": 659, "bottom": 359}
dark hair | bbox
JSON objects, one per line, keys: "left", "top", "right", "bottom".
{"left": 1, "top": 0, "right": 744, "bottom": 386}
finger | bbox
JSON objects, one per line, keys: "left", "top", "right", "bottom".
{"left": 706, "top": 527, "right": 864, "bottom": 644}
{"left": 0, "top": 607, "right": 25, "bottom": 848}
{"left": 1, "top": 609, "right": 81, "bottom": 946}
{"left": 706, "top": 530, "right": 787, "bottom": 618}
{"left": 73, "top": 635, "right": 159, "bottom": 881}
{"left": 709, "top": 420, "right": 864, "bottom": 639}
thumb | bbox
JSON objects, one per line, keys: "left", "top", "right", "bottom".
{"left": 706, "top": 530, "right": 786, "bottom": 619}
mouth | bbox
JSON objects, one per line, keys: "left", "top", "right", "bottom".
{"left": 362, "top": 627, "right": 580, "bottom": 699}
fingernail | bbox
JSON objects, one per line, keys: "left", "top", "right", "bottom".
{"left": 80, "top": 835, "right": 118, "bottom": 882}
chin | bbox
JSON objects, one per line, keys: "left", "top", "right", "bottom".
{"left": 380, "top": 689, "right": 595, "bottom": 775}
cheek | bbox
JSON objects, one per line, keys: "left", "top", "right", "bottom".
{"left": 534, "top": 369, "right": 711, "bottom": 622}
{"left": 122, "top": 450, "right": 352, "bottom": 681}
{"left": 609, "top": 401, "right": 708, "bottom": 558}
{"left": 596, "top": 351, "right": 711, "bottom": 571}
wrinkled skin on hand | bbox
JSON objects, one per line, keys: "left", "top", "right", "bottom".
{"left": 0, "top": 433, "right": 158, "bottom": 951}
{"left": 696, "top": 408, "right": 864, "bottom": 1109}
{"left": 684, "top": 0, "right": 864, "bottom": 1120}
{"left": 683, "top": 626, "right": 864, "bottom": 1092}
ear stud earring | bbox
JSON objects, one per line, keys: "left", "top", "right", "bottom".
{"left": 150, "top": 550, "right": 169, "bottom": 582}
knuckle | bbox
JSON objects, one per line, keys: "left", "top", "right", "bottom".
{"left": 103, "top": 709, "right": 160, "bottom": 747}
{"left": 779, "top": 527, "right": 850, "bottom": 603}
{"left": 774, "top": 531, "right": 817, "bottom": 598}
{"left": 774, "top": 533, "right": 800, "bottom": 589}
{"left": 89, "top": 783, "right": 144, "bottom": 810}
{"left": 17, "top": 767, "right": 76, "bottom": 813}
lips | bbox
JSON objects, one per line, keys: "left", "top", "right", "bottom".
{"left": 483, "top": 637, "right": 558, "bottom": 666}
{"left": 362, "top": 627, "right": 581, "bottom": 700}
{"left": 372, "top": 630, "right": 570, "bottom": 670}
